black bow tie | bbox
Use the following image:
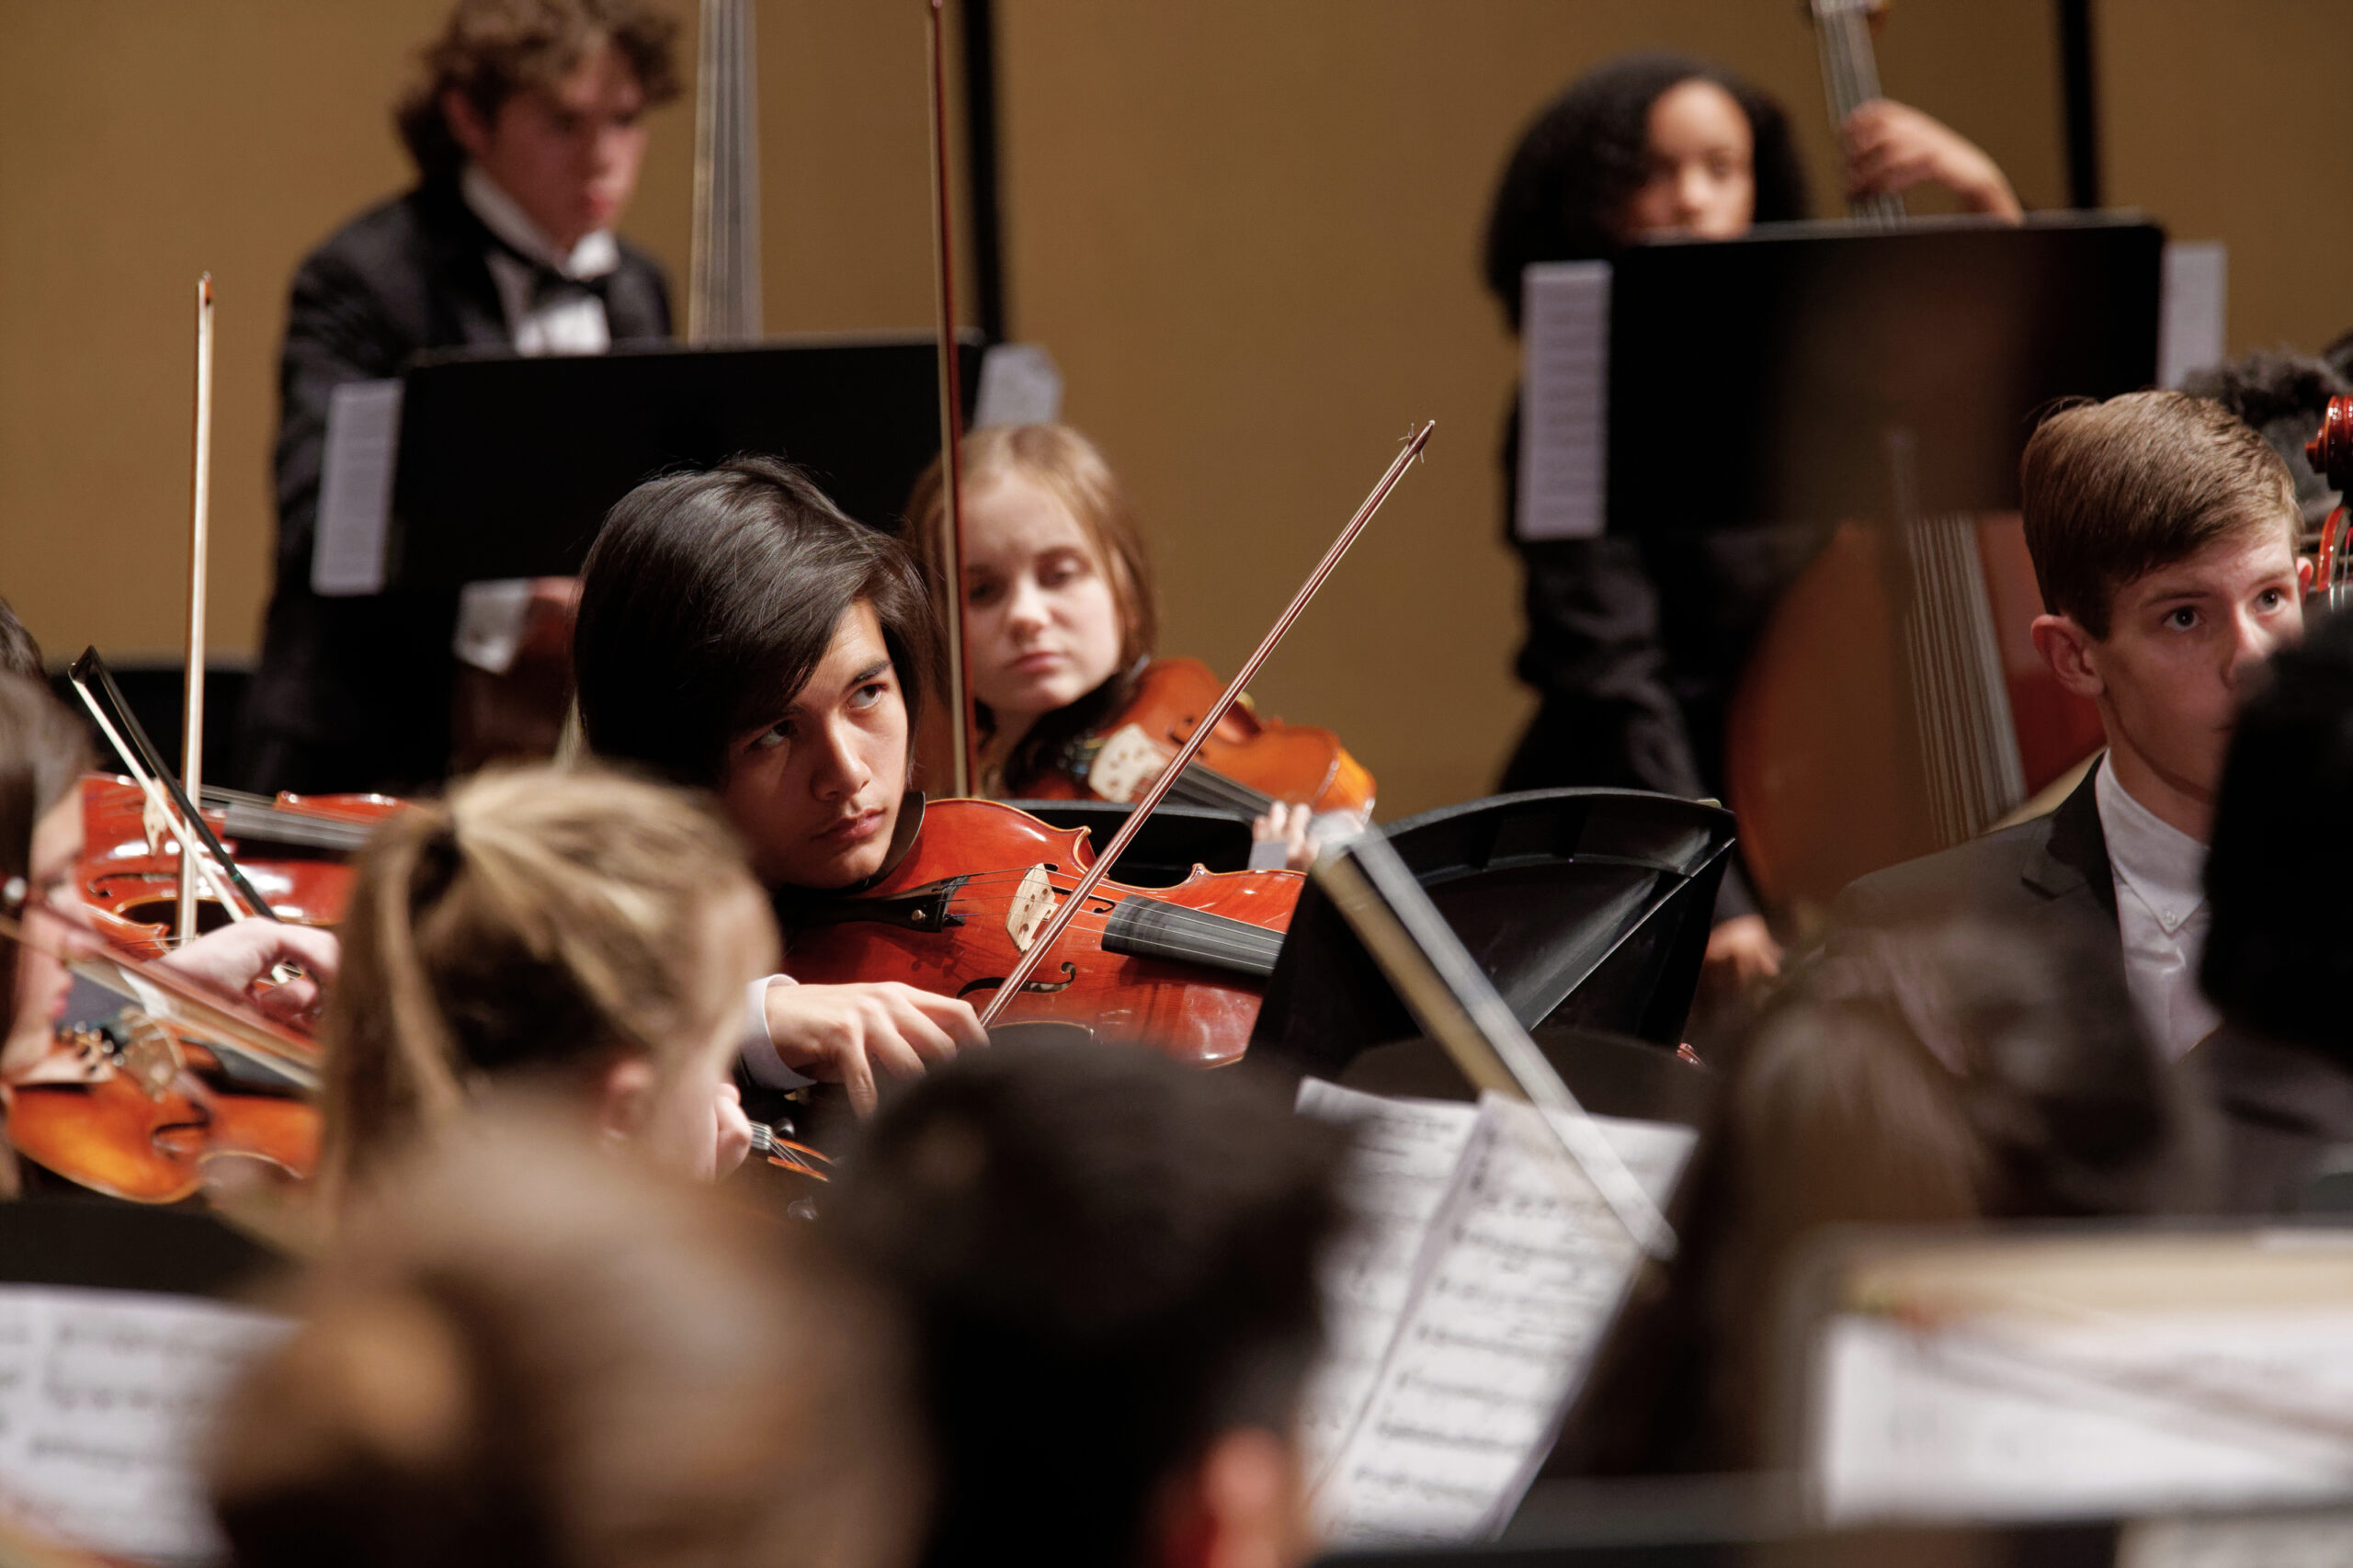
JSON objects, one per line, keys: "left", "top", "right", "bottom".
{"left": 481, "top": 227, "right": 613, "bottom": 312}
{"left": 521, "top": 259, "right": 612, "bottom": 313}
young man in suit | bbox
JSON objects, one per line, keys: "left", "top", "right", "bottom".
{"left": 1830, "top": 391, "right": 2307, "bottom": 1061}
{"left": 240, "top": 0, "right": 680, "bottom": 796}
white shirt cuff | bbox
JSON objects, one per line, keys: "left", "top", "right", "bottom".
{"left": 741, "top": 973, "right": 814, "bottom": 1089}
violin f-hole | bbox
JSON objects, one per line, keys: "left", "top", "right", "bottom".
{"left": 957, "top": 961, "right": 1080, "bottom": 1001}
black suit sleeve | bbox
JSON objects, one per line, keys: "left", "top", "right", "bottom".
{"left": 272, "top": 248, "right": 414, "bottom": 589}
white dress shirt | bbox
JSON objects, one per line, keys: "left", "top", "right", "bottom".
{"left": 743, "top": 975, "right": 814, "bottom": 1089}
{"left": 460, "top": 164, "right": 618, "bottom": 356}
{"left": 2095, "top": 755, "right": 2221, "bottom": 1059}
{"left": 449, "top": 167, "right": 625, "bottom": 672}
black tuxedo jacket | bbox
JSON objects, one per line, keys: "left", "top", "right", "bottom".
{"left": 1826, "top": 765, "right": 2120, "bottom": 954}
{"left": 238, "top": 176, "right": 671, "bottom": 794}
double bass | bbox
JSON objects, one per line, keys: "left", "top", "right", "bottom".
{"left": 1720, "top": 0, "right": 2105, "bottom": 922}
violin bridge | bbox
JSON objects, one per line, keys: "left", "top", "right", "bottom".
{"left": 1006, "top": 865, "right": 1055, "bottom": 952}
{"left": 1086, "top": 723, "right": 1170, "bottom": 803}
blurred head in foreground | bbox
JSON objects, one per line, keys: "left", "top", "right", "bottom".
{"left": 319, "top": 765, "right": 775, "bottom": 1206}
{"left": 2204, "top": 607, "right": 2353, "bottom": 1058}
{"left": 824, "top": 1041, "right": 1346, "bottom": 1568}
{"left": 211, "top": 1107, "right": 917, "bottom": 1568}
{"left": 1696, "top": 915, "right": 2214, "bottom": 1460}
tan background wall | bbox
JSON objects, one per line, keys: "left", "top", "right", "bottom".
{"left": 0, "top": 1, "right": 2329, "bottom": 817}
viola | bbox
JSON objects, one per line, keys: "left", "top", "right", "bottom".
{"left": 773, "top": 798, "right": 1301, "bottom": 1068}
{"left": 6, "top": 1010, "right": 318, "bottom": 1205}
{"left": 1022, "top": 656, "right": 1376, "bottom": 822}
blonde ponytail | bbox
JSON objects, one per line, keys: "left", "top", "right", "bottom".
{"left": 318, "top": 766, "right": 767, "bottom": 1206}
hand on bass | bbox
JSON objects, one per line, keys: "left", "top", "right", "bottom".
{"left": 762, "top": 981, "right": 985, "bottom": 1116}
{"left": 1841, "top": 98, "right": 2022, "bottom": 220}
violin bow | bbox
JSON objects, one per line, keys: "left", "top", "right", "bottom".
{"left": 926, "top": 0, "right": 977, "bottom": 798}
{"left": 70, "top": 647, "right": 276, "bottom": 927}
{"left": 180, "top": 275, "right": 216, "bottom": 940}
{"left": 0, "top": 908, "right": 320, "bottom": 1094}
{"left": 974, "top": 421, "right": 1435, "bottom": 1028}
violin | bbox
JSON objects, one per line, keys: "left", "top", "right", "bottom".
{"left": 1019, "top": 657, "right": 1376, "bottom": 822}
{"left": 76, "top": 774, "right": 394, "bottom": 949}
{"left": 774, "top": 798, "right": 1300, "bottom": 1068}
{"left": 6, "top": 1008, "right": 318, "bottom": 1204}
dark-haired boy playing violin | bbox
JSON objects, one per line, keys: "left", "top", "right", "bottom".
{"left": 573, "top": 457, "right": 985, "bottom": 1114}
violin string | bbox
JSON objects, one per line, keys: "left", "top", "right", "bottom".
{"left": 975, "top": 424, "right": 1433, "bottom": 1027}
{"left": 936, "top": 898, "right": 1284, "bottom": 969}
{"left": 935, "top": 901, "right": 1277, "bottom": 952}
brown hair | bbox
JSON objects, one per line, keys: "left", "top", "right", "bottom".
{"left": 213, "top": 1108, "right": 919, "bottom": 1568}
{"left": 576, "top": 458, "right": 942, "bottom": 791}
{"left": 317, "top": 766, "right": 771, "bottom": 1204}
{"left": 2021, "top": 390, "right": 2298, "bottom": 640}
{"left": 393, "top": 0, "right": 682, "bottom": 182}
{"left": 906, "top": 425, "right": 1160, "bottom": 790}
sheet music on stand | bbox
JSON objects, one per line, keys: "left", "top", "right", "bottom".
{"left": 0, "top": 1286, "right": 290, "bottom": 1566}
{"left": 1792, "top": 1228, "right": 2353, "bottom": 1529}
{"left": 1296, "top": 1082, "right": 1691, "bottom": 1545}
{"left": 1290, "top": 825, "right": 1696, "bottom": 1546}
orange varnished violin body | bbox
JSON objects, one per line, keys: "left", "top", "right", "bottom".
{"left": 1025, "top": 658, "right": 1375, "bottom": 820}
{"left": 75, "top": 774, "right": 399, "bottom": 949}
{"left": 775, "top": 797, "right": 1300, "bottom": 1068}
{"left": 6, "top": 1013, "right": 318, "bottom": 1205}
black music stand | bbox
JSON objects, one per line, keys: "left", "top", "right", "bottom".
{"left": 1605, "top": 213, "right": 2164, "bottom": 530}
{"left": 1002, "top": 799, "right": 1256, "bottom": 885}
{"left": 1249, "top": 790, "right": 1734, "bottom": 1081}
{"left": 383, "top": 331, "right": 986, "bottom": 589}
{"left": 0, "top": 1199, "right": 284, "bottom": 1298}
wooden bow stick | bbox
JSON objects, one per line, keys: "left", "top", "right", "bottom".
{"left": 179, "top": 274, "right": 216, "bottom": 941}
{"left": 0, "top": 909, "right": 320, "bottom": 1093}
{"left": 975, "top": 421, "right": 1435, "bottom": 1028}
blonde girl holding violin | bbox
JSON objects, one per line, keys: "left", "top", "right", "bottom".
{"left": 909, "top": 422, "right": 1359, "bottom": 871}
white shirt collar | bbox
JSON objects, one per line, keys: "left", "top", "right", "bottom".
{"left": 460, "top": 165, "right": 619, "bottom": 280}
{"left": 2095, "top": 753, "right": 2207, "bottom": 935}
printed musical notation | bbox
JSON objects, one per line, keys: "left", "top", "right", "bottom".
{"left": 1815, "top": 1306, "right": 2353, "bottom": 1526}
{"left": 1295, "top": 1082, "right": 1693, "bottom": 1545}
{"left": 0, "top": 1287, "right": 290, "bottom": 1566}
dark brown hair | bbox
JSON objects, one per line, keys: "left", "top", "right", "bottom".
{"left": 575, "top": 457, "right": 941, "bottom": 790}
{"left": 824, "top": 1041, "right": 1345, "bottom": 1568}
{"left": 393, "top": 0, "right": 681, "bottom": 182}
{"left": 2021, "top": 391, "right": 2298, "bottom": 640}
{"left": 2204, "top": 607, "right": 2353, "bottom": 1055}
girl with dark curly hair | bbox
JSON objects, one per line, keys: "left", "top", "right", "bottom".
{"left": 1484, "top": 54, "right": 2018, "bottom": 994}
